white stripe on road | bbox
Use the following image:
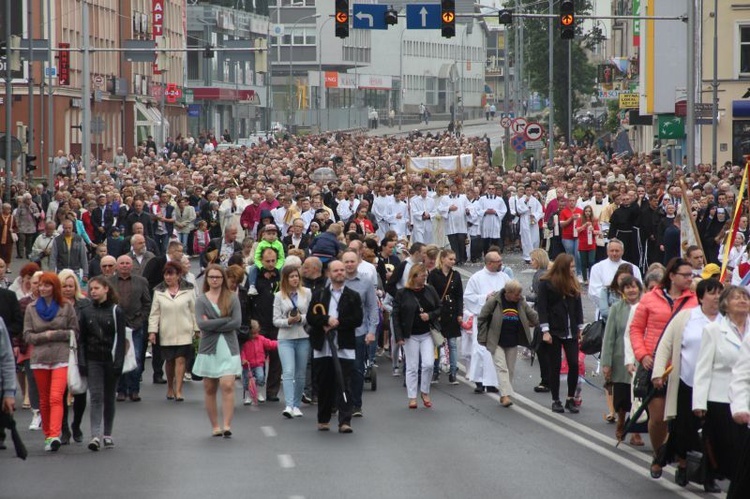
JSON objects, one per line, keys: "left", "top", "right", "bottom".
{"left": 261, "top": 426, "right": 277, "bottom": 437}
{"left": 278, "top": 454, "right": 296, "bottom": 469}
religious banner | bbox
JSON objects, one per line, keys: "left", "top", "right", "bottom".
{"left": 406, "top": 154, "right": 474, "bottom": 174}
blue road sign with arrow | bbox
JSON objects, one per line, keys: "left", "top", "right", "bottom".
{"left": 406, "top": 4, "right": 442, "bottom": 29}
{"left": 352, "top": 4, "right": 388, "bottom": 30}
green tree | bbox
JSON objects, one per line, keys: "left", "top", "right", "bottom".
{"left": 511, "top": 0, "right": 597, "bottom": 141}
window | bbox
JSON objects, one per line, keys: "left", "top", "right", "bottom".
{"left": 741, "top": 25, "right": 750, "bottom": 75}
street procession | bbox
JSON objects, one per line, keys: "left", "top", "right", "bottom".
{"left": 3, "top": 0, "right": 750, "bottom": 497}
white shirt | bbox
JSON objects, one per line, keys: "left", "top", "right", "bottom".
{"left": 439, "top": 194, "right": 469, "bottom": 235}
{"left": 463, "top": 267, "right": 511, "bottom": 315}
{"left": 680, "top": 307, "right": 717, "bottom": 387}
{"left": 588, "top": 258, "right": 643, "bottom": 309}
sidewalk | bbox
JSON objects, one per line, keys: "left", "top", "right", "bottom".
{"left": 364, "top": 117, "right": 490, "bottom": 136}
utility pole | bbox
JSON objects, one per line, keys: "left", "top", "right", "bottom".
{"left": 4, "top": 0, "right": 13, "bottom": 202}
{"left": 547, "top": 0, "right": 554, "bottom": 164}
{"left": 27, "top": 0, "right": 34, "bottom": 182}
{"left": 685, "top": 0, "right": 695, "bottom": 171}
{"left": 513, "top": 0, "right": 520, "bottom": 115}
{"left": 47, "top": 0, "right": 53, "bottom": 186}
{"left": 711, "top": 0, "right": 718, "bottom": 169}
{"left": 567, "top": 40, "right": 572, "bottom": 145}
{"left": 82, "top": 0, "right": 91, "bottom": 182}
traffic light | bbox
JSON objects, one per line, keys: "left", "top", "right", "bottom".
{"left": 498, "top": 9, "right": 513, "bottom": 25}
{"left": 385, "top": 7, "right": 398, "bottom": 26}
{"left": 441, "top": 0, "right": 455, "bottom": 38}
{"left": 560, "top": 0, "right": 575, "bottom": 40}
{"left": 204, "top": 45, "right": 214, "bottom": 58}
{"left": 335, "top": 0, "right": 349, "bottom": 39}
{"left": 25, "top": 155, "right": 37, "bottom": 173}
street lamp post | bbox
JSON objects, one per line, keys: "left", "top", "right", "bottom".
{"left": 398, "top": 23, "right": 406, "bottom": 131}
{"left": 318, "top": 15, "right": 333, "bottom": 132}
{"left": 288, "top": 14, "right": 321, "bottom": 128}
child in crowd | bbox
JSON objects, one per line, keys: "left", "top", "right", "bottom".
{"left": 240, "top": 320, "right": 278, "bottom": 405}
{"left": 193, "top": 219, "right": 211, "bottom": 258}
{"left": 246, "top": 224, "right": 285, "bottom": 295}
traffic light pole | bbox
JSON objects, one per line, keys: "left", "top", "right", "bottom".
{"left": 27, "top": 0, "right": 33, "bottom": 181}
{"left": 547, "top": 0, "right": 553, "bottom": 165}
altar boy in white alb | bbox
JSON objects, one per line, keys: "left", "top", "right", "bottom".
{"left": 439, "top": 183, "right": 470, "bottom": 265}
{"left": 516, "top": 185, "right": 544, "bottom": 264}
{"left": 410, "top": 185, "right": 436, "bottom": 244}
{"left": 477, "top": 185, "right": 507, "bottom": 254}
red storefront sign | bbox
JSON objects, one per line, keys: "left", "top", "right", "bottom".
{"left": 58, "top": 42, "right": 70, "bottom": 86}
{"left": 165, "top": 83, "right": 182, "bottom": 103}
{"left": 153, "top": 0, "right": 164, "bottom": 74}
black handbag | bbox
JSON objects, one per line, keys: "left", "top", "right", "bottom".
{"left": 580, "top": 319, "right": 605, "bottom": 355}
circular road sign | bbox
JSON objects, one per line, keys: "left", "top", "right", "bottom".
{"left": 500, "top": 116, "right": 512, "bottom": 128}
{"left": 524, "top": 122, "right": 544, "bottom": 141}
{"left": 511, "top": 117, "right": 528, "bottom": 135}
{"left": 511, "top": 133, "right": 526, "bottom": 153}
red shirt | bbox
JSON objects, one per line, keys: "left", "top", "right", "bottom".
{"left": 574, "top": 219, "right": 599, "bottom": 251}
{"left": 559, "top": 207, "right": 582, "bottom": 240}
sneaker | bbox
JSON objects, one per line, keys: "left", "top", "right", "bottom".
{"left": 243, "top": 397, "right": 253, "bottom": 406}
{"left": 282, "top": 406, "right": 293, "bottom": 419}
{"left": 338, "top": 424, "right": 353, "bottom": 434}
{"left": 88, "top": 437, "right": 101, "bottom": 451}
{"left": 29, "top": 410, "right": 42, "bottom": 431}
{"left": 392, "top": 367, "right": 401, "bottom": 377}
{"left": 102, "top": 436, "right": 115, "bottom": 449}
{"left": 257, "top": 393, "right": 266, "bottom": 403}
{"left": 551, "top": 400, "right": 564, "bottom": 413}
{"left": 44, "top": 438, "right": 53, "bottom": 452}
{"left": 352, "top": 407, "right": 363, "bottom": 418}
{"left": 183, "top": 373, "right": 192, "bottom": 381}
{"left": 564, "top": 398, "right": 580, "bottom": 414}
{"left": 301, "top": 394, "right": 313, "bottom": 405}
{"left": 291, "top": 407, "right": 303, "bottom": 417}
{"left": 448, "top": 374, "right": 459, "bottom": 385}
{"left": 431, "top": 372, "right": 439, "bottom": 384}
{"left": 247, "top": 285, "right": 258, "bottom": 296}
{"left": 49, "top": 437, "right": 61, "bottom": 451}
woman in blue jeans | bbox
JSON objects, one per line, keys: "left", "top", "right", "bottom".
{"left": 273, "top": 265, "right": 311, "bottom": 419}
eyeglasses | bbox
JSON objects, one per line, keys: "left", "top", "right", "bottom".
{"left": 674, "top": 272, "right": 694, "bottom": 278}
{"left": 101, "top": 264, "right": 114, "bottom": 268}
{"left": 207, "top": 275, "right": 223, "bottom": 280}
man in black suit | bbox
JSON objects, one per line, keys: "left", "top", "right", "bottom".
{"left": 306, "top": 260, "right": 363, "bottom": 433}
{"left": 142, "top": 240, "right": 185, "bottom": 384}
{"left": 0, "top": 288, "right": 22, "bottom": 449}
{"left": 250, "top": 247, "right": 282, "bottom": 401}
{"left": 89, "top": 193, "right": 114, "bottom": 244}
{"left": 199, "top": 225, "right": 243, "bottom": 269}
{"left": 282, "top": 218, "right": 310, "bottom": 254}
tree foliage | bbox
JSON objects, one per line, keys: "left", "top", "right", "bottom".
{"left": 511, "top": 0, "right": 597, "bottom": 140}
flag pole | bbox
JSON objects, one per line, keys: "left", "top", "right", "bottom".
{"left": 719, "top": 160, "right": 750, "bottom": 281}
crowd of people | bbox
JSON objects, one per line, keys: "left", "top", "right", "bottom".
{"left": 1, "top": 126, "right": 750, "bottom": 495}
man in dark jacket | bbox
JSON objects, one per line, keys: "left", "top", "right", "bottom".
{"left": 124, "top": 200, "right": 153, "bottom": 238}
{"left": 306, "top": 260, "right": 363, "bottom": 433}
{"left": 90, "top": 194, "right": 115, "bottom": 244}
{"left": 109, "top": 255, "right": 152, "bottom": 401}
{"left": 199, "top": 225, "right": 243, "bottom": 269}
{"left": 250, "top": 247, "right": 282, "bottom": 401}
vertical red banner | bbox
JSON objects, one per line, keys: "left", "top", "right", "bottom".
{"left": 58, "top": 42, "right": 70, "bottom": 86}
{"left": 152, "top": 0, "right": 164, "bottom": 74}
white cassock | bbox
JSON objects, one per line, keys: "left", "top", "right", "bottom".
{"left": 219, "top": 197, "right": 247, "bottom": 240}
{"left": 466, "top": 198, "right": 482, "bottom": 260}
{"left": 410, "top": 195, "right": 436, "bottom": 244}
{"left": 462, "top": 268, "right": 511, "bottom": 387}
{"left": 337, "top": 198, "right": 359, "bottom": 223}
{"left": 372, "top": 195, "right": 393, "bottom": 240}
{"left": 388, "top": 200, "right": 409, "bottom": 239}
{"left": 300, "top": 209, "right": 315, "bottom": 231}
{"left": 477, "top": 195, "right": 507, "bottom": 240}
{"left": 439, "top": 194, "right": 469, "bottom": 236}
{"left": 516, "top": 195, "right": 544, "bottom": 261}
{"left": 588, "top": 258, "right": 643, "bottom": 310}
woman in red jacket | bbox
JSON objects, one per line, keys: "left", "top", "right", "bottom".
{"left": 573, "top": 205, "right": 599, "bottom": 285}
{"left": 629, "top": 257, "right": 698, "bottom": 479}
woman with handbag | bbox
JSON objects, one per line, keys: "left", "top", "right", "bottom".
{"left": 148, "top": 261, "right": 199, "bottom": 402}
{"left": 477, "top": 279, "right": 538, "bottom": 407}
{"left": 427, "top": 249, "right": 463, "bottom": 385}
{"left": 393, "top": 264, "right": 442, "bottom": 409}
{"left": 77, "top": 276, "right": 125, "bottom": 451}
{"left": 193, "top": 264, "right": 243, "bottom": 437}
{"left": 630, "top": 257, "right": 698, "bottom": 479}
{"left": 22, "top": 272, "right": 78, "bottom": 452}
{"left": 691, "top": 285, "right": 749, "bottom": 493}
{"left": 601, "top": 276, "right": 645, "bottom": 446}
{"left": 59, "top": 268, "right": 91, "bottom": 444}
{"left": 651, "top": 278, "right": 723, "bottom": 490}
{"left": 536, "top": 253, "right": 584, "bottom": 414}
{"left": 273, "top": 264, "right": 311, "bottom": 419}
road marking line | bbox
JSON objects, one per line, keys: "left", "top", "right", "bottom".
{"left": 455, "top": 267, "right": 473, "bottom": 279}
{"left": 278, "top": 454, "right": 295, "bottom": 468}
{"left": 508, "top": 402, "right": 702, "bottom": 498}
{"left": 261, "top": 426, "right": 277, "bottom": 437}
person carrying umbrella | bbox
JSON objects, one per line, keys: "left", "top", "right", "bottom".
{"left": 306, "top": 260, "right": 363, "bottom": 434}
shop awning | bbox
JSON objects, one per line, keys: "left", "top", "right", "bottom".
{"left": 135, "top": 101, "right": 170, "bottom": 138}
